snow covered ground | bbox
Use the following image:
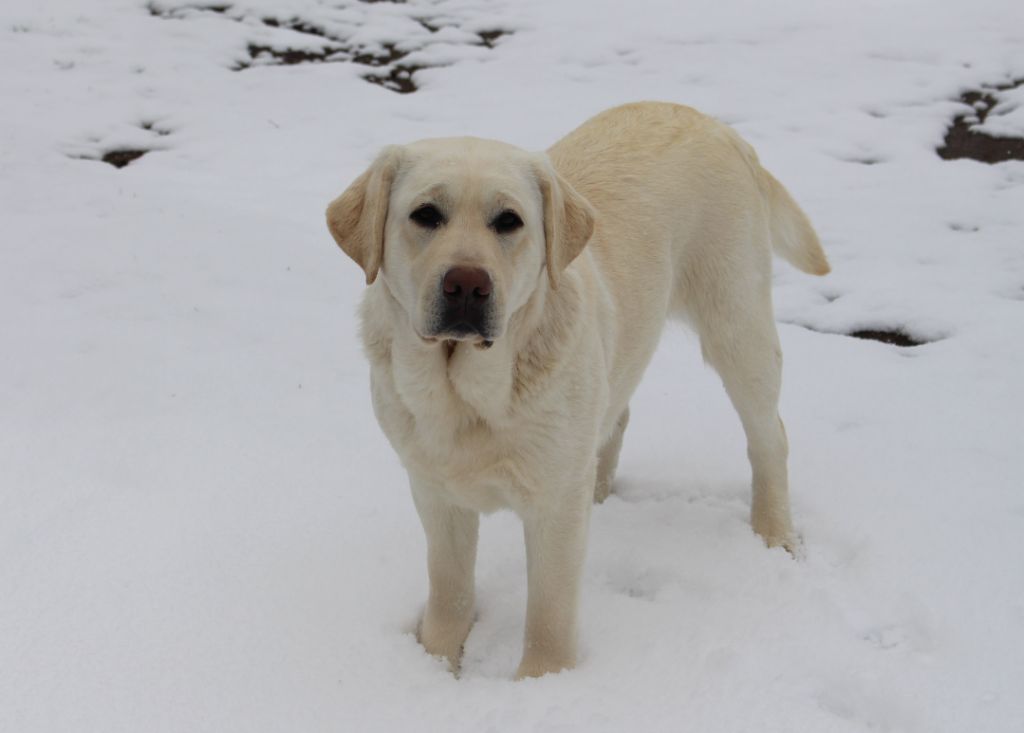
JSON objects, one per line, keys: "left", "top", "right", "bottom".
{"left": 2, "top": 0, "right": 1023, "bottom": 730}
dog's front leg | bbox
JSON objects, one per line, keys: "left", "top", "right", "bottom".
{"left": 411, "top": 480, "right": 479, "bottom": 674}
{"left": 516, "top": 485, "right": 592, "bottom": 679}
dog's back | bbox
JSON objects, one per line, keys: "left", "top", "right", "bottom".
{"left": 550, "top": 102, "right": 827, "bottom": 286}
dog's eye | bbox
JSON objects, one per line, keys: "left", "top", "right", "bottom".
{"left": 492, "top": 210, "right": 523, "bottom": 234}
{"left": 410, "top": 204, "right": 443, "bottom": 229}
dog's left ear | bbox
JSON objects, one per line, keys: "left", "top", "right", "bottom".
{"left": 325, "top": 146, "right": 401, "bottom": 285}
{"left": 533, "top": 155, "right": 596, "bottom": 289}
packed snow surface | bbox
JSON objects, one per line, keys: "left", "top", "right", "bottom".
{"left": 2, "top": 1, "right": 1023, "bottom": 731}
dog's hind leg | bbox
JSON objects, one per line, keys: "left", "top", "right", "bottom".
{"left": 701, "top": 316, "right": 795, "bottom": 550}
{"left": 685, "top": 248, "right": 796, "bottom": 551}
{"left": 594, "top": 406, "right": 630, "bottom": 503}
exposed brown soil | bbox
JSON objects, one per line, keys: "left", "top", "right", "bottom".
{"left": 351, "top": 42, "right": 407, "bottom": 67}
{"left": 101, "top": 149, "right": 148, "bottom": 168}
{"left": 242, "top": 44, "right": 341, "bottom": 67}
{"left": 363, "top": 65, "right": 422, "bottom": 94}
{"left": 937, "top": 79, "right": 1024, "bottom": 164}
{"left": 476, "top": 30, "right": 507, "bottom": 48}
{"left": 793, "top": 324, "right": 931, "bottom": 347}
{"left": 147, "top": 2, "right": 230, "bottom": 17}
{"left": 847, "top": 329, "right": 925, "bottom": 347}
{"left": 140, "top": 121, "right": 171, "bottom": 136}
{"left": 149, "top": 3, "right": 510, "bottom": 93}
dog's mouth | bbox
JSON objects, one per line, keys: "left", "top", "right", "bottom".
{"left": 422, "top": 297, "right": 497, "bottom": 348}
{"left": 441, "top": 320, "right": 491, "bottom": 340}
{"left": 420, "top": 326, "right": 494, "bottom": 350}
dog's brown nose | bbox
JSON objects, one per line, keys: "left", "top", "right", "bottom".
{"left": 443, "top": 266, "right": 492, "bottom": 300}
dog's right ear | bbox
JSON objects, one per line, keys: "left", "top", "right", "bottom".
{"left": 325, "top": 147, "right": 401, "bottom": 285}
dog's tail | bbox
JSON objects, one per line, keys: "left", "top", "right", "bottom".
{"left": 726, "top": 127, "right": 830, "bottom": 276}
{"left": 758, "top": 166, "right": 830, "bottom": 276}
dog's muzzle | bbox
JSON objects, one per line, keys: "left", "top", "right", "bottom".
{"left": 431, "top": 266, "right": 494, "bottom": 340}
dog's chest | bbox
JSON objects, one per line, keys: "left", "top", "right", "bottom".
{"left": 371, "top": 344, "right": 543, "bottom": 512}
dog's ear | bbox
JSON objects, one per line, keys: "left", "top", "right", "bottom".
{"left": 533, "top": 155, "right": 595, "bottom": 289}
{"left": 325, "top": 147, "right": 401, "bottom": 285}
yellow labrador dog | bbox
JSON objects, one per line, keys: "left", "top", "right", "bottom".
{"left": 326, "top": 102, "right": 829, "bottom": 679}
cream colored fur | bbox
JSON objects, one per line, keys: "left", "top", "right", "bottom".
{"left": 325, "top": 102, "right": 829, "bottom": 679}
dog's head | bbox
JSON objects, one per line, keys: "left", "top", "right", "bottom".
{"left": 326, "top": 138, "right": 594, "bottom": 346}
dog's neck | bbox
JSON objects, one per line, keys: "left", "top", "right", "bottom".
{"left": 442, "top": 273, "right": 551, "bottom": 421}
{"left": 459, "top": 269, "right": 588, "bottom": 413}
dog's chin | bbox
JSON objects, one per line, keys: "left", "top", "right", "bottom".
{"left": 420, "top": 326, "right": 495, "bottom": 350}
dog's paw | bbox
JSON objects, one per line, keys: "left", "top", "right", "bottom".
{"left": 773, "top": 532, "right": 804, "bottom": 558}
{"left": 514, "top": 651, "right": 575, "bottom": 680}
{"left": 593, "top": 478, "right": 613, "bottom": 504}
{"left": 754, "top": 524, "right": 803, "bottom": 558}
{"left": 751, "top": 510, "right": 801, "bottom": 556}
{"left": 417, "top": 610, "right": 474, "bottom": 674}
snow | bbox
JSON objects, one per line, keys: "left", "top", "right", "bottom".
{"left": 2, "top": 0, "right": 1023, "bottom": 731}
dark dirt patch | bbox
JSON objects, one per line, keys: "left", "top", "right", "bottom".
{"left": 793, "top": 323, "right": 932, "bottom": 347}
{"left": 150, "top": 4, "right": 511, "bottom": 93}
{"left": 233, "top": 17, "right": 350, "bottom": 69}
{"left": 352, "top": 44, "right": 424, "bottom": 92}
{"left": 476, "top": 30, "right": 508, "bottom": 48}
{"left": 147, "top": 2, "right": 230, "bottom": 17}
{"left": 411, "top": 20, "right": 510, "bottom": 48}
{"left": 140, "top": 121, "right": 171, "bottom": 136}
{"left": 351, "top": 43, "right": 408, "bottom": 67}
{"left": 101, "top": 149, "right": 149, "bottom": 168}
{"left": 241, "top": 44, "right": 342, "bottom": 67}
{"left": 937, "top": 79, "right": 1024, "bottom": 164}
{"left": 260, "top": 16, "right": 339, "bottom": 41}
{"left": 847, "top": 329, "right": 926, "bottom": 347}
{"left": 238, "top": 39, "right": 419, "bottom": 88}
{"left": 416, "top": 18, "right": 442, "bottom": 33}
{"left": 239, "top": 36, "right": 422, "bottom": 87}
{"left": 363, "top": 65, "right": 422, "bottom": 94}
